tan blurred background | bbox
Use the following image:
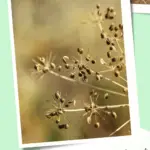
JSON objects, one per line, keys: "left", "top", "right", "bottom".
{"left": 131, "top": 0, "right": 150, "bottom": 4}
{"left": 11, "top": 0, "right": 131, "bottom": 144}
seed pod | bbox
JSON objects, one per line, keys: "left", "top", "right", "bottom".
{"left": 58, "top": 65, "right": 62, "bottom": 72}
{"left": 65, "top": 64, "right": 70, "bottom": 69}
{"left": 55, "top": 91, "right": 61, "bottom": 99}
{"left": 78, "top": 72, "right": 83, "bottom": 77}
{"left": 109, "top": 24, "right": 114, "bottom": 31}
{"left": 60, "top": 98, "right": 65, "bottom": 103}
{"left": 86, "top": 68, "right": 92, "bottom": 75}
{"left": 87, "top": 116, "right": 92, "bottom": 124}
{"left": 114, "top": 33, "right": 118, "bottom": 37}
{"left": 70, "top": 73, "right": 75, "bottom": 79}
{"left": 114, "top": 26, "right": 118, "bottom": 31}
{"left": 94, "top": 122, "right": 100, "bottom": 128}
{"left": 107, "top": 51, "right": 111, "bottom": 58}
{"left": 105, "top": 13, "right": 108, "bottom": 19}
{"left": 111, "top": 111, "right": 117, "bottom": 119}
{"left": 106, "top": 38, "right": 111, "bottom": 45}
{"left": 96, "top": 4, "right": 100, "bottom": 9}
{"left": 58, "top": 124, "right": 69, "bottom": 129}
{"left": 77, "top": 48, "right": 84, "bottom": 54}
{"left": 110, "top": 7, "right": 114, "bottom": 13}
{"left": 111, "top": 57, "right": 117, "bottom": 62}
{"left": 104, "top": 93, "right": 109, "bottom": 99}
{"left": 85, "top": 55, "right": 91, "bottom": 61}
{"left": 100, "top": 32, "right": 106, "bottom": 39}
{"left": 62, "top": 56, "right": 69, "bottom": 64}
{"left": 119, "top": 24, "right": 123, "bottom": 30}
{"left": 56, "top": 117, "right": 60, "bottom": 124}
{"left": 50, "top": 63, "right": 56, "bottom": 69}
{"left": 91, "top": 60, "right": 96, "bottom": 64}
{"left": 114, "top": 70, "right": 120, "bottom": 77}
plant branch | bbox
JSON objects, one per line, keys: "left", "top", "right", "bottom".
{"left": 64, "top": 104, "right": 129, "bottom": 113}
{"left": 49, "top": 70, "right": 127, "bottom": 97}
{"left": 109, "top": 119, "right": 130, "bottom": 136}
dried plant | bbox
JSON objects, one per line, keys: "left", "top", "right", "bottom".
{"left": 30, "top": 5, "right": 131, "bottom": 138}
{"left": 131, "top": 0, "right": 150, "bottom": 4}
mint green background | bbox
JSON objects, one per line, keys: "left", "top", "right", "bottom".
{"left": 0, "top": 0, "right": 149, "bottom": 149}
{"left": 132, "top": 13, "right": 150, "bottom": 131}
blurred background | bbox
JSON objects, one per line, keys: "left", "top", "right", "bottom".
{"left": 131, "top": 0, "right": 150, "bottom": 4}
{"left": 11, "top": 0, "right": 131, "bottom": 144}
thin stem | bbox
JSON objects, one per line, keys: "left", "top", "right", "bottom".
{"left": 119, "top": 76, "right": 127, "bottom": 83}
{"left": 48, "top": 70, "right": 127, "bottom": 97}
{"left": 104, "top": 76, "right": 127, "bottom": 89}
{"left": 64, "top": 104, "right": 129, "bottom": 112}
{"left": 109, "top": 119, "right": 130, "bottom": 136}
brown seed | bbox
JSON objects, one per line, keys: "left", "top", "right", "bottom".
{"left": 104, "top": 93, "right": 109, "bottom": 99}
{"left": 70, "top": 73, "right": 75, "bottom": 79}
{"left": 100, "top": 33, "right": 106, "bottom": 39}
{"left": 114, "top": 26, "right": 118, "bottom": 31}
{"left": 111, "top": 57, "right": 116, "bottom": 62}
{"left": 111, "top": 112, "right": 117, "bottom": 119}
{"left": 106, "top": 38, "right": 111, "bottom": 45}
{"left": 77, "top": 48, "right": 84, "bottom": 54}
{"left": 96, "top": 4, "right": 100, "bottom": 9}
{"left": 60, "top": 98, "right": 65, "bottom": 103}
{"left": 114, "top": 33, "right": 118, "bottom": 37}
{"left": 114, "top": 70, "right": 120, "bottom": 77}
{"left": 78, "top": 72, "right": 82, "bottom": 77}
{"left": 55, "top": 91, "right": 60, "bottom": 99}
{"left": 91, "top": 60, "right": 96, "bottom": 64}
{"left": 107, "top": 51, "right": 111, "bottom": 58}
{"left": 50, "top": 63, "right": 56, "bottom": 69}
{"left": 65, "top": 64, "right": 70, "bottom": 69}
{"left": 94, "top": 122, "right": 100, "bottom": 128}
{"left": 58, "top": 65, "right": 62, "bottom": 72}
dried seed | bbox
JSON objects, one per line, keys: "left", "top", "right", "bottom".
{"left": 50, "top": 63, "right": 56, "bottom": 69}
{"left": 85, "top": 55, "right": 91, "bottom": 61}
{"left": 56, "top": 118, "right": 60, "bottom": 124}
{"left": 114, "top": 33, "right": 118, "bottom": 37}
{"left": 78, "top": 72, "right": 83, "bottom": 77}
{"left": 100, "top": 32, "right": 106, "bottom": 39}
{"left": 114, "top": 70, "right": 120, "bottom": 77}
{"left": 91, "top": 60, "right": 96, "bottom": 64}
{"left": 107, "top": 51, "right": 111, "bottom": 58}
{"left": 110, "top": 7, "right": 114, "bottom": 13}
{"left": 111, "top": 57, "right": 116, "bottom": 62}
{"left": 111, "top": 111, "right": 117, "bottom": 119}
{"left": 60, "top": 98, "right": 65, "bottom": 103}
{"left": 77, "top": 48, "right": 84, "bottom": 54}
{"left": 106, "top": 38, "right": 111, "bottom": 45}
{"left": 87, "top": 116, "right": 92, "bottom": 124}
{"left": 70, "top": 73, "right": 75, "bottom": 79}
{"left": 104, "top": 93, "right": 109, "bottom": 99}
{"left": 65, "top": 64, "right": 70, "bottom": 69}
{"left": 62, "top": 56, "right": 69, "bottom": 64}
{"left": 96, "top": 4, "right": 100, "bottom": 9}
{"left": 119, "top": 24, "right": 123, "bottom": 30}
{"left": 55, "top": 91, "right": 61, "bottom": 99}
{"left": 58, "top": 65, "right": 62, "bottom": 72}
{"left": 94, "top": 122, "right": 100, "bottom": 128}
{"left": 114, "top": 26, "right": 118, "bottom": 31}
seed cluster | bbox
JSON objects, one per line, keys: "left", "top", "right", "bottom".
{"left": 31, "top": 4, "right": 129, "bottom": 135}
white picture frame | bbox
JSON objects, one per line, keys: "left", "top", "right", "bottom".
{"left": 8, "top": 0, "right": 140, "bottom": 148}
{"left": 132, "top": 4, "right": 150, "bottom": 14}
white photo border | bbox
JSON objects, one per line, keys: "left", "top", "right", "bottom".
{"left": 7, "top": 0, "right": 141, "bottom": 149}
{"left": 132, "top": 4, "right": 150, "bottom": 14}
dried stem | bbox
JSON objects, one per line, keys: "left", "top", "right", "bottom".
{"left": 109, "top": 119, "right": 130, "bottom": 136}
